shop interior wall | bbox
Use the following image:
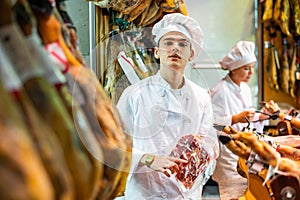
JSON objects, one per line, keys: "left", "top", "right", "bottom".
{"left": 65, "top": 0, "right": 90, "bottom": 60}
{"left": 66, "top": 0, "right": 260, "bottom": 107}
{"left": 184, "top": 0, "right": 258, "bottom": 106}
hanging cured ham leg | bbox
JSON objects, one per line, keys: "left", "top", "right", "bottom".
{"left": 0, "top": 2, "right": 98, "bottom": 199}
{"left": 66, "top": 57, "right": 132, "bottom": 200}
{"left": 289, "top": 42, "right": 297, "bottom": 98}
{"left": 16, "top": 2, "right": 106, "bottom": 199}
{"left": 0, "top": 41, "right": 75, "bottom": 200}
{"left": 265, "top": 37, "right": 280, "bottom": 92}
{"left": 293, "top": 40, "right": 300, "bottom": 107}
{"left": 0, "top": 88, "right": 55, "bottom": 199}
{"left": 32, "top": 3, "right": 132, "bottom": 199}
{"left": 279, "top": 36, "right": 290, "bottom": 94}
{"left": 0, "top": 61, "right": 54, "bottom": 199}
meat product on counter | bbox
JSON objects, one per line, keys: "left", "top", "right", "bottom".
{"left": 169, "top": 134, "right": 210, "bottom": 191}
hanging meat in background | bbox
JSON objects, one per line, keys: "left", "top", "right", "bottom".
{"left": 125, "top": 0, "right": 152, "bottom": 22}
{"left": 264, "top": 27, "right": 280, "bottom": 92}
{"left": 103, "top": 26, "right": 158, "bottom": 104}
{"left": 56, "top": 0, "right": 86, "bottom": 65}
{"left": 156, "top": 0, "right": 180, "bottom": 13}
{"left": 278, "top": 35, "right": 290, "bottom": 94}
{"left": 278, "top": 0, "right": 292, "bottom": 37}
{"left": 3, "top": 29, "right": 94, "bottom": 200}
{"left": 261, "top": 0, "right": 281, "bottom": 96}
{"left": 134, "top": 0, "right": 156, "bottom": 26}
{"left": 92, "top": 0, "right": 185, "bottom": 25}
{"left": 1, "top": 2, "right": 101, "bottom": 199}
{"left": 23, "top": 6, "right": 104, "bottom": 198}
{"left": 0, "top": 34, "right": 75, "bottom": 200}
{"left": 262, "top": 0, "right": 291, "bottom": 36}
{"left": 58, "top": 17, "right": 131, "bottom": 200}
{"left": 124, "top": 29, "right": 158, "bottom": 78}
{"left": 28, "top": 1, "right": 132, "bottom": 199}
{"left": 261, "top": 0, "right": 300, "bottom": 108}
{"left": 289, "top": 40, "right": 298, "bottom": 99}
{"left": 0, "top": 1, "right": 73, "bottom": 199}
{"left": 88, "top": 0, "right": 189, "bottom": 103}
{"left": 0, "top": 81, "right": 54, "bottom": 200}
{"left": 269, "top": 39, "right": 280, "bottom": 92}
{"left": 121, "top": 32, "right": 149, "bottom": 80}
{"left": 113, "top": 0, "right": 143, "bottom": 15}
{"left": 177, "top": 0, "right": 188, "bottom": 15}
{"left": 103, "top": 32, "right": 126, "bottom": 104}
{"left": 0, "top": 51, "right": 75, "bottom": 200}
{"left": 159, "top": 0, "right": 188, "bottom": 14}
{"left": 63, "top": 26, "right": 132, "bottom": 198}
{"left": 0, "top": 0, "right": 176, "bottom": 199}
{"left": 27, "top": 3, "right": 106, "bottom": 199}
{"left": 289, "top": 0, "right": 300, "bottom": 107}
{"left": 262, "top": 0, "right": 273, "bottom": 22}
{"left": 290, "top": 0, "right": 300, "bottom": 36}
{"left": 139, "top": 0, "right": 163, "bottom": 26}
{"left": 294, "top": 39, "right": 300, "bottom": 107}
{"left": 67, "top": 60, "right": 132, "bottom": 200}
{"left": 0, "top": 15, "right": 54, "bottom": 196}
{"left": 272, "top": 0, "right": 281, "bottom": 24}
{"left": 12, "top": 89, "right": 76, "bottom": 200}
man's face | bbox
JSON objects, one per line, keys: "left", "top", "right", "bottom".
{"left": 154, "top": 31, "right": 194, "bottom": 72}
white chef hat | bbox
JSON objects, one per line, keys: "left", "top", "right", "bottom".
{"left": 219, "top": 41, "right": 257, "bottom": 71}
{"left": 152, "top": 13, "right": 204, "bottom": 57}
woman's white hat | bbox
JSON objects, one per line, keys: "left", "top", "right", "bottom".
{"left": 152, "top": 13, "right": 204, "bottom": 57}
{"left": 220, "top": 41, "right": 257, "bottom": 71}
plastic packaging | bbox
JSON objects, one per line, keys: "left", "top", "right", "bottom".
{"left": 169, "top": 134, "right": 211, "bottom": 193}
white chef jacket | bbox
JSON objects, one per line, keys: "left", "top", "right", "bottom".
{"left": 209, "top": 74, "right": 263, "bottom": 184}
{"left": 117, "top": 71, "right": 219, "bottom": 200}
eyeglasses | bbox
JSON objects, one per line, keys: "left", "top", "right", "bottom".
{"left": 159, "top": 38, "right": 191, "bottom": 49}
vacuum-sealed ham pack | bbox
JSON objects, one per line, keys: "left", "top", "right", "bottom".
{"left": 169, "top": 134, "right": 210, "bottom": 192}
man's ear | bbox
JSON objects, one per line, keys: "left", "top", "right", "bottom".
{"left": 154, "top": 47, "right": 159, "bottom": 59}
{"left": 189, "top": 49, "right": 195, "bottom": 61}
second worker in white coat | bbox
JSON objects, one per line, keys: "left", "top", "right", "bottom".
{"left": 209, "top": 41, "right": 270, "bottom": 199}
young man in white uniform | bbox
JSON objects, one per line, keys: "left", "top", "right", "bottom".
{"left": 117, "top": 13, "right": 219, "bottom": 200}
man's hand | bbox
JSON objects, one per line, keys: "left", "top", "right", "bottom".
{"left": 141, "top": 154, "right": 187, "bottom": 176}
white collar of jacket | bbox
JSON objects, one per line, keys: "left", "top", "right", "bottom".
{"left": 154, "top": 70, "right": 190, "bottom": 100}
{"left": 224, "top": 74, "right": 242, "bottom": 93}
{"left": 148, "top": 71, "right": 192, "bottom": 117}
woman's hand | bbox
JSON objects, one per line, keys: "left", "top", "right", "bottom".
{"left": 261, "top": 100, "right": 280, "bottom": 114}
{"left": 232, "top": 110, "right": 255, "bottom": 124}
